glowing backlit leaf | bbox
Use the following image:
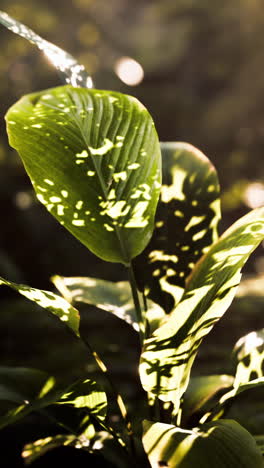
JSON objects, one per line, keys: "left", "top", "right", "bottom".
{"left": 134, "top": 142, "right": 221, "bottom": 312}
{"left": 143, "top": 419, "right": 263, "bottom": 468}
{"left": 140, "top": 207, "right": 264, "bottom": 413}
{"left": 52, "top": 275, "right": 165, "bottom": 334}
{"left": 0, "top": 11, "right": 93, "bottom": 88}
{"left": 6, "top": 85, "right": 161, "bottom": 264}
{"left": 0, "top": 276, "right": 80, "bottom": 336}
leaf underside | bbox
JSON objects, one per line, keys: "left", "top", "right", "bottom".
{"left": 52, "top": 275, "right": 165, "bottom": 334}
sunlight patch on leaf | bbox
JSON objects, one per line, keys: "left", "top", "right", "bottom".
{"left": 140, "top": 207, "right": 264, "bottom": 414}
{"left": 0, "top": 276, "right": 80, "bottom": 336}
{"left": 52, "top": 275, "right": 165, "bottom": 334}
{"left": 143, "top": 419, "right": 263, "bottom": 468}
{"left": 134, "top": 142, "right": 221, "bottom": 312}
{"left": 6, "top": 86, "right": 161, "bottom": 264}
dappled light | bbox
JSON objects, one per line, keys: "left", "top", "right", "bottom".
{"left": 140, "top": 208, "right": 264, "bottom": 411}
{"left": 134, "top": 142, "right": 221, "bottom": 313}
{"left": 6, "top": 85, "right": 161, "bottom": 264}
{"left": 0, "top": 275, "right": 80, "bottom": 336}
{"left": 1, "top": 5, "right": 264, "bottom": 467}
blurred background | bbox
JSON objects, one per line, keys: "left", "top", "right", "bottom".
{"left": 0, "top": 0, "right": 264, "bottom": 465}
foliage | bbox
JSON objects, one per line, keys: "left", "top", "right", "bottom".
{"left": 0, "top": 12, "right": 264, "bottom": 468}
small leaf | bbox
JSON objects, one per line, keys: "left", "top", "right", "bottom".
{"left": 182, "top": 374, "right": 234, "bottom": 423}
{"left": 143, "top": 419, "right": 264, "bottom": 468}
{"left": 52, "top": 275, "right": 165, "bottom": 334}
{"left": 0, "top": 366, "right": 58, "bottom": 429}
{"left": 134, "top": 142, "right": 221, "bottom": 312}
{"left": 233, "top": 329, "right": 264, "bottom": 387}
{"left": 140, "top": 207, "right": 264, "bottom": 413}
{"left": 6, "top": 85, "right": 161, "bottom": 265}
{"left": 0, "top": 275, "right": 80, "bottom": 336}
{"left": 0, "top": 11, "right": 93, "bottom": 88}
{"left": 22, "top": 434, "right": 80, "bottom": 465}
{"left": 57, "top": 378, "right": 107, "bottom": 421}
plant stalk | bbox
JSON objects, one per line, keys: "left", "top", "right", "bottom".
{"left": 82, "top": 336, "right": 136, "bottom": 456}
{"left": 127, "top": 263, "right": 144, "bottom": 344}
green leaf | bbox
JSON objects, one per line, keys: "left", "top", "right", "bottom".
{"left": 57, "top": 378, "right": 107, "bottom": 421}
{"left": 0, "top": 275, "right": 80, "bottom": 336}
{"left": 232, "top": 329, "right": 264, "bottom": 387}
{"left": 134, "top": 142, "right": 221, "bottom": 312}
{"left": 0, "top": 366, "right": 58, "bottom": 429}
{"left": 140, "top": 207, "right": 264, "bottom": 413}
{"left": 0, "top": 11, "right": 93, "bottom": 88}
{"left": 23, "top": 431, "right": 131, "bottom": 467}
{"left": 22, "top": 434, "right": 82, "bottom": 465}
{"left": 182, "top": 375, "right": 234, "bottom": 423}
{"left": 143, "top": 419, "right": 264, "bottom": 468}
{"left": 52, "top": 275, "right": 165, "bottom": 334}
{"left": 6, "top": 85, "right": 161, "bottom": 265}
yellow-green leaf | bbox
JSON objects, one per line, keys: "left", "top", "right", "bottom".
{"left": 6, "top": 85, "right": 161, "bottom": 265}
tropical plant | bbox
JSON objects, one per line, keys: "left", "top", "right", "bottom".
{"left": 0, "top": 11, "right": 263, "bottom": 467}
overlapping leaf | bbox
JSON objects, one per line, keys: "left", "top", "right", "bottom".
{"left": 52, "top": 275, "right": 165, "bottom": 334}
{"left": 0, "top": 276, "right": 80, "bottom": 336}
{"left": 6, "top": 85, "right": 161, "bottom": 264}
{"left": 140, "top": 207, "right": 264, "bottom": 413}
{"left": 181, "top": 374, "right": 234, "bottom": 424}
{"left": 134, "top": 142, "right": 221, "bottom": 312}
{"left": 201, "top": 330, "right": 264, "bottom": 422}
{"left": 0, "top": 11, "right": 93, "bottom": 88}
{"left": 143, "top": 419, "right": 263, "bottom": 467}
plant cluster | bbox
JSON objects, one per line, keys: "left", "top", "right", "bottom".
{"left": 0, "top": 11, "right": 263, "bottom": 467}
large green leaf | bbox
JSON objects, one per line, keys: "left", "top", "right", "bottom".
{"left": 134, "top": 142, "right": 221, "bottom": 312}
{"left": 6, "top": 85, "right": 161, "bottom": 265}
{"left": 0, "top": 11, "right": 93, "bottom": 88}
{"left": 140, "top": 207, "right": 264, "bottom": 413}
{"left": 0, "top": 276, "right": 80, "bottom": 336}
{"left": 143, "top": 419, "right": 264, "bottom": 467}
{"left": 52, "top": 275, "right": 165, "bottom": 334}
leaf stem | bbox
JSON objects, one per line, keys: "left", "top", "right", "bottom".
{"left": 82, "top": 336, "right": 136, "bottom": 456}
{"left": 127, "top": 263, "right": 144, "bottom": 344}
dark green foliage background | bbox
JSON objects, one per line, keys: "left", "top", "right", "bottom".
{"left": 0, "top": 0, "right": 264, "bottom": 466}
